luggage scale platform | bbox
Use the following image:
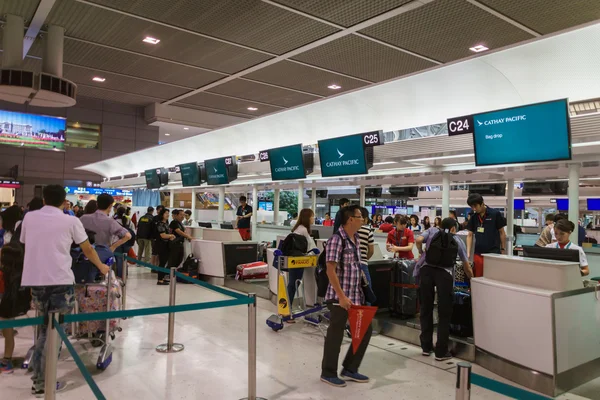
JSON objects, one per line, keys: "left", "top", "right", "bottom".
{"left": 373, "top": 308, "right": 476, "bottom": 362}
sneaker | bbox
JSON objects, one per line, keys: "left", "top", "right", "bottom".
{"left": 320, "top": 376, "right": 347, "bottom": 387}
{"left": 435, "top": 352, "right": 453, "bottom": 361}
{"left": 32, "top": 382, "right": 67, "bottom": 397}
{"left": 157, "top": 280, "right": 169, "bottom": 286}
{"left": 341, "top": 369, "right": 370, "bottom": 383}
{"left": 422, "top": 350, "right": 432, "bottom": 357}
{"left": 0, "top": 360, "right": 14, "bottom": 374}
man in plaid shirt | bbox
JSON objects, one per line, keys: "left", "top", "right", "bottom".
{"left": 321, "top": 205, "right": 373, "bottom": 388}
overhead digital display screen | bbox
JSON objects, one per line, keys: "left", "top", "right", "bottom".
{"left": 472, "top": 99, "right": 571, "bottom": 166}
{"left": 268, "top": 144, "right": 306, "bottom": 181}
{"left": 514, "top": 199, "right": 525, "bottom": 210}
{"left": 205, "top": 157, "right": 229, "bottom": 185}
{"left": 318, "top": 134, "right": 368, "bottom": 177}
{"left": 587, "top": 198, "right": 600, "bottom": 211}
{"left": 0, "top": 109, "right": 66, "bottom": 151}
{"left": 178, "top": 162, "right": 201, "bottom": 187}
{"left": 145, "top": 169, "right": 161, "bottom": 189}
{"left": 556, "top": 199, "right": 569, "bottom": 211}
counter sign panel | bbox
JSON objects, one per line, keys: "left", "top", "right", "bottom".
{"left": 447, "top": 115, "right": 474, "bottom": 136}
{"left": 268, "top": 144, "right": 306, "bottom": 181}
{"left": 205, "top": 157, "right": 229, "bottom": 185}
{"left": 318, "top": 134, "right": 369, "bottom": 177}
{"left": 178, "top": 162, "right": 201, "bottom": 187}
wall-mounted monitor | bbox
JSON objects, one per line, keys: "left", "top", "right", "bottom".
{"left": 145, "top": 168, "right": 161, "bottom": 189}
{"left": 470, "top": 99, "right": 571, "bottom": 166}
{"left": 318, "top": 134, "right": 369, "bottom": 177}
{"left": 178, "top": 162, "right": 202, "bottom": 187}
{"left": 587, "top": 198, "right": 600, "bottom": 211}
{"left": 205, "top": 157, "right": 230, "bottom": 185}
{"left": 268, "top": 144, "right": 306, "bottom": 181}
{"left": 556, "top": 199, "right": 569, "bottom": 211}
{"left": 258, "top": 201, "right": 273, "bottom": 211}
{"left": 514, "top": 199, "right": 525, "bottom": 210}
{"left": 0, "top": 109, "right": 66, "bottom": 151}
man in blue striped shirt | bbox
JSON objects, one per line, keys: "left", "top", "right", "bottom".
{"left": 321, "top": 205, "right": 372, "bottom": 388}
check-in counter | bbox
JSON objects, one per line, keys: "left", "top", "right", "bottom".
{"left": 471, "top": 254, "right": 600, "bottom": 397}
{"left": 186, "top": 226, "right": 242, "bottom": 242}
{"left": 189, "top": 239, "right": 226, "bottom": 282}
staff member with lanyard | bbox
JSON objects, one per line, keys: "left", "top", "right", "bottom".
{"left": 385, "top": 215, "right": 415, "bottom": 259}
{"left": 546, "top": 219, "right": 589, "bottom": 276}
{"left": 466, "top": 193, "right": 507, "bottom": 277}
{"left": 236, "top": 196, "right": 253, "bottom": 241}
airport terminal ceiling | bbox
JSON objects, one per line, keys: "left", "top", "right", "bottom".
{"left": 0, "top": 0, "right": 599, "bottom": 177}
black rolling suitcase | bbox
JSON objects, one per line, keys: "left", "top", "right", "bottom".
{"left": 367, "top": 259, "right": 395, "bottom": 310}
{"left": 450, "top": 287, "right": 473, "bottom": 337}
{"left": 391, "top": 259, "right": 419, "bottom": 318}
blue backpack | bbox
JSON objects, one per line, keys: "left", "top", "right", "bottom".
{"left": 71, "top": 244, "right": 114, "bottom": 284}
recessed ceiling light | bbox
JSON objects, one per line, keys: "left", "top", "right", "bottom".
{"left": 165, "top": 133, "right": 170, "bottom": 136}
{"left": 328, "top": 84, "right": 342, "bottom": 90}
{"left": 143, "top": 36, "right": 160, "bottom": 44}
{"left": 92, "top": 76, "right": 105, "bottom": 82}
{"left": 247, "top": 107, "right": 258, "bottom": 111}
{"left": 183, "top": 127, "right": 189, "bottom": 130}
{"left": 469, "top": 44, "right": 489, "bottom": 53}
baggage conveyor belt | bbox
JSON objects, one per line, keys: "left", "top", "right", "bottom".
{"left": 372, "top": 309, "right": 476, "bottom": 362}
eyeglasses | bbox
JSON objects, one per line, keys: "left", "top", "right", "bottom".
{"left": 352, "top": 214, "right": 363, "bottom": 219}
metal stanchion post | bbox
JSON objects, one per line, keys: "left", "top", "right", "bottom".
{"left": 156, "top": 268, "right": 184, "bottom": 353}
{"left": 44, "top": 312, "right": 61, "bottom": 400}
{"left": 456, "top": 362, "right": 472, "bottom": 400}
{"left": 240, "top": 293, "right": 266, "bottom": 400}
{"left": 121, "top": 253, "right": 127, "bottom": 311}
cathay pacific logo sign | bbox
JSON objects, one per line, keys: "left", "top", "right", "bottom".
{"left": 282, "top": 156, "right": 288, "bottom": 165}
{"left": 274, "top": 155, "right": 300, "bottom": 173}
{"left": 213, "top": 167, "right": 218, "bottom": 173}
{"left": 325, "top": 147, "right": 360, "bottom": 168}
{"left": 476, "top": 114, "right": 526, "bottom": 127}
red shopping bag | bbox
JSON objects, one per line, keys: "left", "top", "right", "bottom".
{"left": 348, "top": 305, "right": 378, "bottom": 354}
{"left": 127, "top": 247, "right": 137, "bottom": 264}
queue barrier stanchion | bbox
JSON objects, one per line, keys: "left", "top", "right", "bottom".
{"left": 121, "top": 252, "right": 127, "bottom": 311}
{"left": 456, "top": 362, "right": 471, "bottom": 400}
{"left": 44, "top": 312, "right": 61, "bottom": 400}
{"left": 240, "top": 293, "right": 266, "bottom": 400}
{"left": 156, "top": 268, "right": 184, "bottom": 353}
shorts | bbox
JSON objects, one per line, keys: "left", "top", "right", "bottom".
{"left": 151, "top": 239, "right": 158, "bottom": 256}
{"left": 238, "top": 228, "right": 251, "bottom": 241}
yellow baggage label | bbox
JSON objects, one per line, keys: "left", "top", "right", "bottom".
{"left": 277, "top": 273, "right": 290, "bottom": 317}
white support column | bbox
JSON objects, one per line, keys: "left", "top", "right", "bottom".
{"left": 169, "top": 190, "right": 174, "bottom": 209}
{"left": 218, "top": 187, "right": 225, "bottom": 223}
{"left": 190, "top": 189, "right": 196, "bottom": 221}
{"left": 298, "top": 181, "right": 304, "bottom": 213}
{"left": 311, "top": 187, "right": 317, "bottom": 211}
{"left": 442, "top": 172, "right": 450, "bottom": 218}
{"left": 273, "top": 188, "right": 280, "bottom": 225}
{"left": 569, "top": 163, "right": 580, "bottom": 245}
{"left": 2, "top": 15, "right": 24, "bottom": 68}
{"left": 506, "top": 179, "right": 515, "bottom": 255}
{"left": 251, "top": 185, "right": 258, "bottom": 240}
{"left": 359, "top": 185, "right": 366, "bottom": 207}
{"left": 42, "top": 25, "right": 64, "bottom": 77}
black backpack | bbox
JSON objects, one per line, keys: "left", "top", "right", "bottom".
{"left": 316, "top": 233, "right": 344, "bottom": 298}
{"left": 280, "top": 233, "right": 308, "bottom": 257}
{"left": 425, "top": 229, "right": 459, "bottom": 269}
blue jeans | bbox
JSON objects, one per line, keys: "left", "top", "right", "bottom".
{"left": 360, "top": 263, "right": 372, "bottom": 306}
{"left": 31, "top": 285, "right": 75, "bottom": 391}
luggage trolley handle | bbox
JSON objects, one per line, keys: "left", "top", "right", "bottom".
{"left": 104, "top": 257, "right": 115, "bottom": 336}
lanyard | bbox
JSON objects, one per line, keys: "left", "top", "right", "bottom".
{"left": 478, "top": 212, "right": 487, "bottom": 226}
{"left": 557, "top": 242, "right": 572, "bottom": 249}
{"left": 395, "top": 229, "right": 404, "bottom": 245}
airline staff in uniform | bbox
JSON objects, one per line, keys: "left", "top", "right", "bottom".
{"left": 386, "top": 215, "right": 415, "bottom": 259}
{"left": 546, "top": 219, "right": 589, "bottom": 276}
{"left": 236, "top": 196, "right": 253, "bottom": 241}
{"left": 466, "top": 193, "right": 507, "bottom": 277}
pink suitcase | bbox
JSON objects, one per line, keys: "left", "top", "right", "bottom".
{"left": 235, "top": 262, "right": 268, "bottom": 280}
{"left": 72, "top": 278, "right": 122, "bottom": 336}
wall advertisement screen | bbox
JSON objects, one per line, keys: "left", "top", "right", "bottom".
{"left": 268, "top": 144, "right": 306, "bottom": 181}
{"left": 179, "top": 162, "right": 201, "bottom": 187}
{"left": 205, "top": 157, "right": 229, "bottom": 185}
{"left": 318, "top": 134, "right": 368, "bottom": 177}
{"left": 0, "top": 109, "right": 66, "bottom": 150}
{"left": 472, "top": 99, "right": 571, "bottom": 166}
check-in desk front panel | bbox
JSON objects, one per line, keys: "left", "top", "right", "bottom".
{"left": 190, "top": 239, "right": 226, "bottom": 278}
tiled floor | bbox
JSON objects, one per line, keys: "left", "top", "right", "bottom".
{"left": 2, "top": 267, "right": 599, "bottom": 399}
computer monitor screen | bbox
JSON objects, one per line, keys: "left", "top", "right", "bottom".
{"left": 220, "top": 223, "right": 234, "bottom": 230}
{"left": 515, "top": 234, "right": 539, "bottom": 247}
{"left": 198, "top": 222, "right": 212, "bottom": 228}
{"left": 588, "top": 198, "right": 600, "bottom": 211}
{"left": 522, "top": 246, "right": 579, "bottom": 263}
{"left": 556, "top": 199, "right": 568, "bottom": 211}
{"left": 514, "top": 199, "right": 525, "bottom": 210}
{"left": 310, "top": 230, "right": 320, "bottom": 240}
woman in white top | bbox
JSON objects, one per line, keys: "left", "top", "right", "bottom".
{"left": 546, "top": 219, "right": 589, "bottom": 276}
{"left": 287, "top": 209, "right": 318, "bottom": 312}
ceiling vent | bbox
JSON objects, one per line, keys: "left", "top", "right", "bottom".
{"left": 0, "top": 15, "right": 76, "bottom": 107}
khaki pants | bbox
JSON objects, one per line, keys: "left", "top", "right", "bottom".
{"left": 137, "top": 239, "right": 152, "bottom": 264}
